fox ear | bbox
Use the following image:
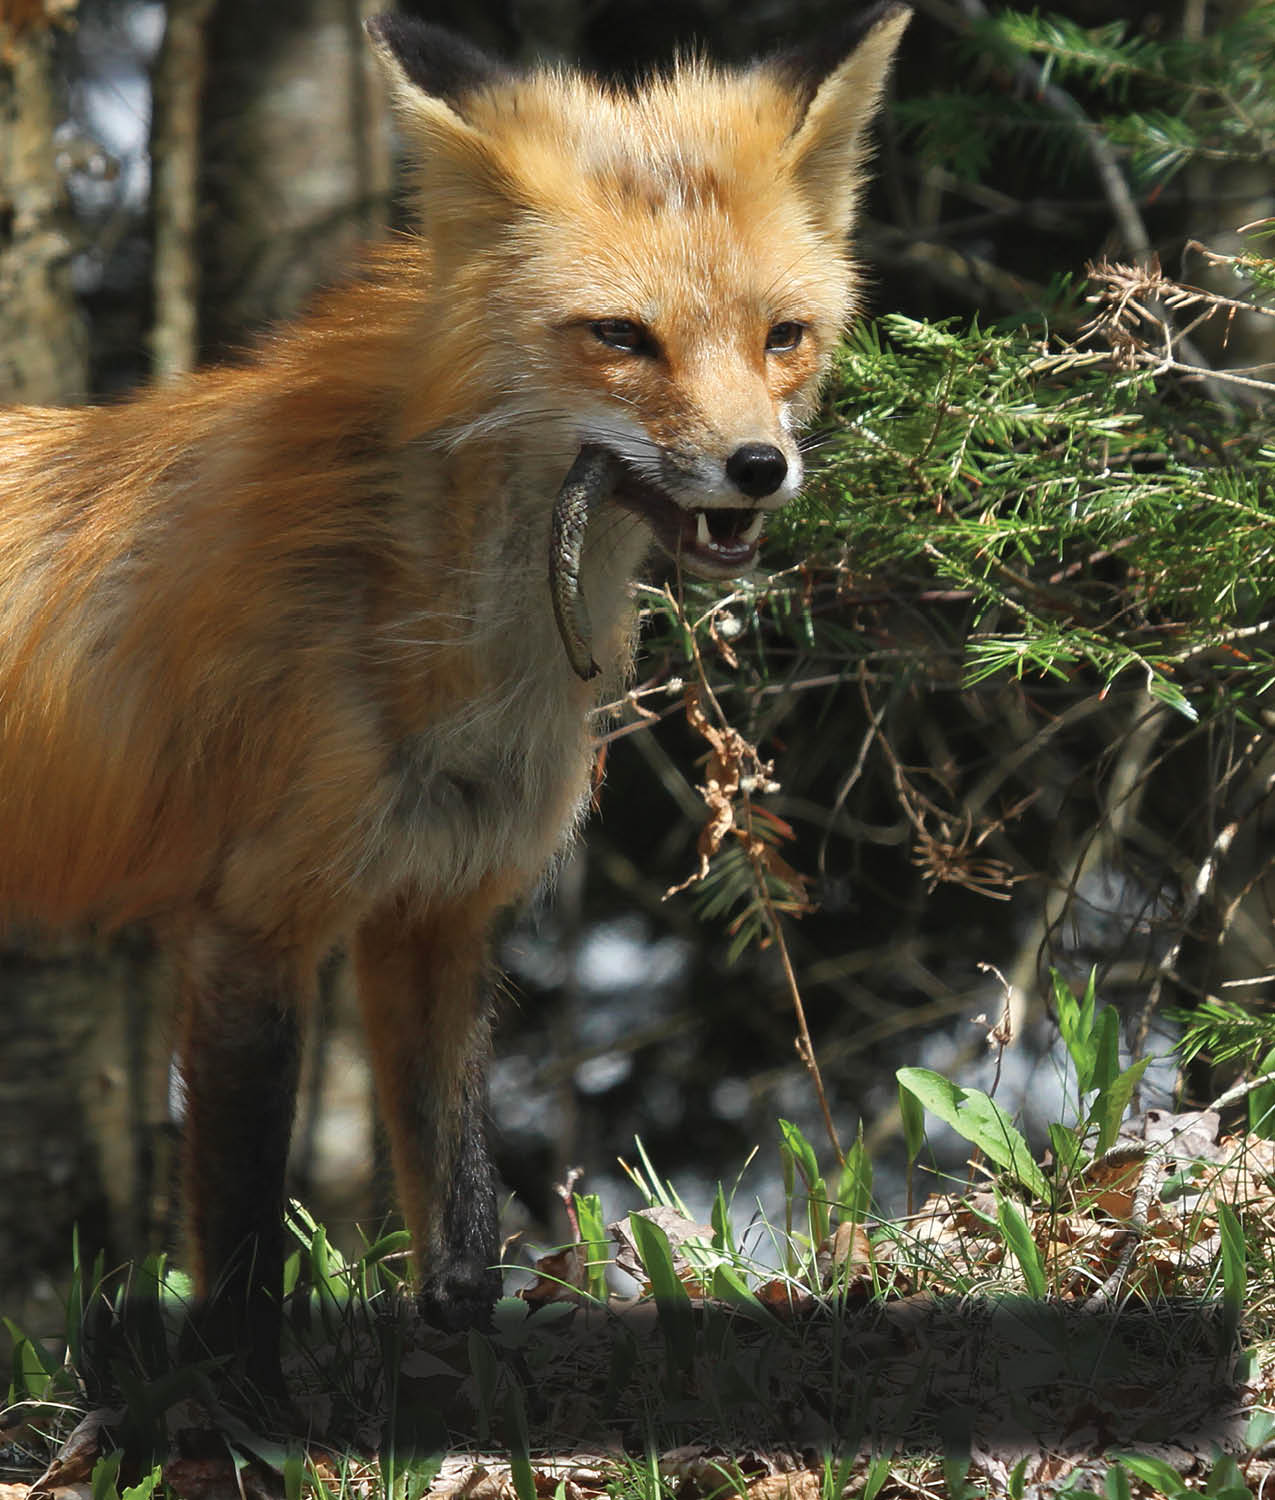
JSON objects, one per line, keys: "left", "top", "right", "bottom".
{"left": 365, "top": 16, "right": 521, "bottom": 232}
{"left": 778, "top": 3, "right": 911, "bottom": 239}
{"left": 365, "top": 17, "right": 510, "bottom": 119}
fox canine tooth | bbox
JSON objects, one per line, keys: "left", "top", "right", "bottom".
{"left": 696, "top": 511, "right": 711, "bottom": 548}
{"left": 742, "top": 512, "right": 764, "bottom": 544}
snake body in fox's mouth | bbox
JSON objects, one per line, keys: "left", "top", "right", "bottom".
{"left": 549, "top": 445, "right": 612, "bottom": 681}
{"left": 548, "top": 445, "right": 769, "bottom": 681}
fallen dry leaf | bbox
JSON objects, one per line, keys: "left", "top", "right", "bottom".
{"left": 746, "top": 1471, "right": 821, "bottom": 1500}
{"left": 609, "top": 1205, "right": 714, "bottom": 1287}
{"left": 26, "top": 1408, "right": 120, "bottom": 1497}
{"left": 816, "top": 1221, "right": 873, "bottom": 1288}
{"left": 520, "top": 1243, "right": 590, "bottom": 1305}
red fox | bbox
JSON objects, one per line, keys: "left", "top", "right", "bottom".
{"left": 0, "top": 7, "right": 909, "bottom": 1363}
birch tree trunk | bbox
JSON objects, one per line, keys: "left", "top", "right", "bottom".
{"left": 199, "top": 0, "right": 391, "bottom": 350}
{"left": 150, "top": 0, "right": 216, "bottom": 381}
{"left": 0, "top": 0, "right": 86, "bottom": 403}
{"left": 0, "top": 2, "right": 174, "bottom": 1350}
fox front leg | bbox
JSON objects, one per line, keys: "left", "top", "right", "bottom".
{"left": 549, "top": 444, "right": 614, "bottom": 681}
{"left": 176, "top": 927, "right": 305, "bottom": 1391}
{"left": 354, "top": 896, "right": 501, "bottom": 1328}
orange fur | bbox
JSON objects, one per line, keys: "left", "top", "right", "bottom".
{"left": 0, "top": 11, "right": 909, "bottom": 1342}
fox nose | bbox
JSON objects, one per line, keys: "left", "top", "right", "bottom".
{"left": 725, "top": 442, "right": 788, "bottom": 499}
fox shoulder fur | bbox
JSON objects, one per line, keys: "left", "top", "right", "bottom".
{"left": 0, "top": 7, "right": 909, "bottom": 1353}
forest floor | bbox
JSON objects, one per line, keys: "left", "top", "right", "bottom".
{"left": 3, "top": 1107, "right": 1274, "bottom": 1500}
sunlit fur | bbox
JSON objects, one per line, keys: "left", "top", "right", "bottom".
{"left": 0, "top": 12, "right": 908, "bottom": 1307}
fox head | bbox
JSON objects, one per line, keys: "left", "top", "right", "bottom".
{"left": 368, "top": 10, "right": 908, "bottom": 670}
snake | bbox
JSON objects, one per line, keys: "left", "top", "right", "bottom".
{"left": 549, "top": 444, "right": 614, "bottom": 681}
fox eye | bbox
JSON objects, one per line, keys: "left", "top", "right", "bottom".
{"left": 591, "top": 318, "right": 652, "bottom": 355}
{"left": 766, "top": 321, "right": 805, "bottom": 353}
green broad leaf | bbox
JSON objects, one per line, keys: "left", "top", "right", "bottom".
{"left": 1048, "top": 1122, "right": 1087, "bottom": 1180}
{"left": 504, "top": 1386, "right": 537, "bottom": 1500}
{"left": 1245, "top": 1409, "right": 1275, "bottom": 1450}
{"left": 940, "top": 1447, "right": 976, "bottom": 1500}
{"left": 996, "top": 1195, "right": 1048, "bottom": 1299}
{"left": 1248, "top": 1047, "right": 1275, "bottom": 1139}
{"left": 711, "top": 1263, "right": 775, "bottom": 1321}
{"left": 778, "top": 1118, "right": 822, "bottom": 1190}
{"left": 359, "top": 1230, "right": 412, "bottom": 1265}
{"left": 711, "top": 1182, "right": 736, "bottom": 1255}
{"left": 400, "top": 1455, "right": 445, "bottom": 1500}
{"left": 282, "top": 1449, "right": 304, "bottom": 1500}
{"left": 780, "top": 1138, "right": 796, "bottom": 1209}
{"left": 897, "top": 1067, "right": 1050, "bottom": 1202}
{"left": 1090, "top": 1003, "right": 1121, "bottom": 1096}
{"left": 573, "top": 1193, "right": 611, "bottom": 1301}
{"left": 573, "top": 1192, "right": 606, "bottom": 1245}
{"left": 4, "top": 1316, "right": 57, "bottom": 1378}
{"left": 628, "top": 1213, "right": 690, "bottom": 1305}
{"left": 628, "top": 1213, "right": 694, "bottom": 1377}
{"left": 7, "top": 1335, "right": 48, "bottom": 1403}
{"left": 837, "top": 1131, "right": 873, "bottom": 1226}
{"left": 161, "top": 1266, "right": 194, "bottom": 1304}
{"left": 1103, "top": 1460, "right": 1131, "bottom": 1500}
{"left": 121, "top": 1466, "right": 163, "bottom": 1500}
{"left": 1202, "top": 1454, "right": 1247, "bottom": 1498}
{"left": 282, "top": 1249, "right": 301, "bottom": 1298}
{"left": 1110, "top": 1453, "right": 1190, "bottom": 1496}
{"left": 898, "top": 1076, "right": 927, "bottom": 1166}
{"left": 491, "top": 1297, "right": 534, "bottom": 1345}
{"left": 1217, "top": 1202, "right": 1246, "bottom": 1348}
{"left": 91, "top": 1451, "right": 124, "bottom": 1500}
{"left": 863, "top": 1454, "right": 893, "bottom": 1500}
{"left": 310, "top": 1224, "right": 330, "bottom": 1283}
{"left": 1092, "top": 1055, "right": 1151, "bottom": 1156}
{"left": 1053, "top": 969, "right": 1098, "bottom": 1096}
{"left": 807, "top": 1174, "right": 830, "bottom": 1248}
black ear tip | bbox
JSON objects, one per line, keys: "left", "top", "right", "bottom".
{"left": 360, "top": 16, "right": 510, "bottom": 102}
{"left": 365, "top": 15, "right": 512, "bottom": 106}
{"left": 768, "top": 1, "right": 911, "bottom": 100}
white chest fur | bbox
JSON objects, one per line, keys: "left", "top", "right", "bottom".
{"left": 352, "top": 476, "right": 651, "bottom": 909}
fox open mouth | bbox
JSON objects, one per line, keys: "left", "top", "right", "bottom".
{"left": 548, "top": 444, "right": 770, "bottom": 682}
{"left": 610, "top": 467, "right": 766, "bottom": 579}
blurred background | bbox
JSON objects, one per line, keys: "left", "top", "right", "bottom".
{"left": 1, "top": 0, "right": 1272, "bottom": 1339}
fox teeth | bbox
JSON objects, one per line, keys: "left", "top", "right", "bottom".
{"left": 693, "top": 510, "right": 765, "bottom": 551}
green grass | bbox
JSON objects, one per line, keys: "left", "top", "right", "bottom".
{"left": 5, "top": 1011, "right": 1272, "bottom": 1500}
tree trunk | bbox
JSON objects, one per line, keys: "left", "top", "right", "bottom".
{"left": 150, "top": 0, "right": 217, "bottom": 381}
{"left": 0, "top": 1, "right": 86, "bottom": 402}
{"left": 0, "top": 3, "right": 175, "bottom": 1350}
{"left": 0, "top": 932, "right": 172, "bottom": 1344}
{"left": 198, "top": 0, "right": 391, "bottom": 352}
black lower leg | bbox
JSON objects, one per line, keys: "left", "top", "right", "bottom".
{"left": 179, "top": 944, "right": 301, "bottom": 1389}
{"left": 418, "top": 1055, "right": 500, "bottom": 1330}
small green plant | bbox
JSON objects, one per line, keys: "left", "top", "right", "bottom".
{"left": 626, "top": 1214, "right": 694, "bottom": 1383}
{"left": 896, "top": 1065, "right": 1050, "bottom": 1205}
{"left": 778, "top": 1117, "right": 832, "bottom": 1278}
{"left": 88, "top": 1451, "right": 164, "bottom": 1500}
{"left": 994, "top": 1195, "right": 1048, "bottom": 1299}
{"left": 571, "top": 1192, "right": 612, "bottom": 1303}
{"left": 1050, "top": 968, "right": 1152, "bottom": 1170}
